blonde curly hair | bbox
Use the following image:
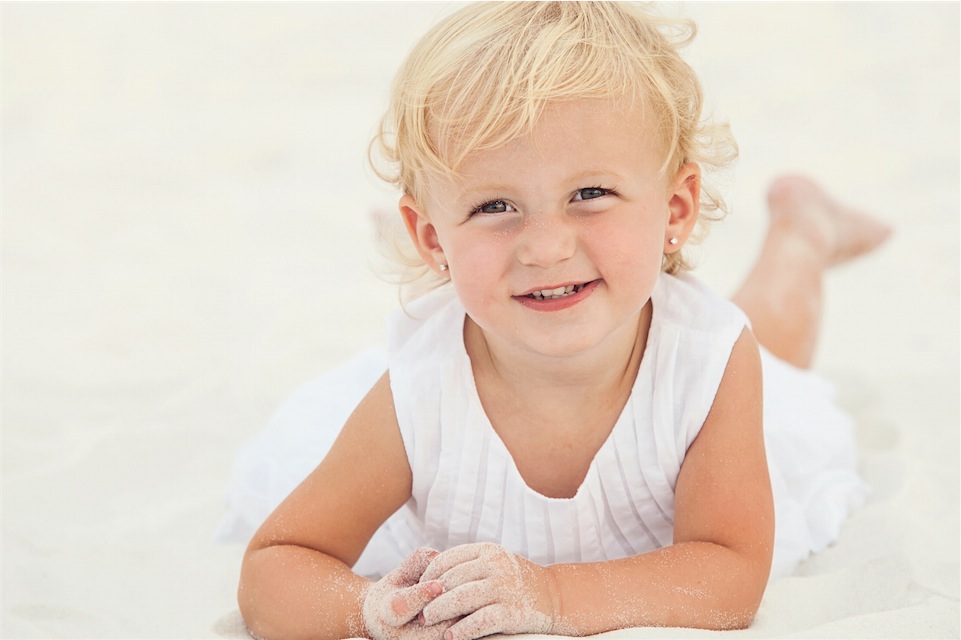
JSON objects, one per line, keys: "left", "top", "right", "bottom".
{"left": 370, "top": 1, "right": 737, "bottom": 297}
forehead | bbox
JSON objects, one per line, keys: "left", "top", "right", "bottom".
{"left": 451, "top": 97, "right": 661, "bottom": 181}
{"left": 420, "top": 97, "right": 666, "bottom": 210}
{"left": 523, "top": 97, "right": 650, "bottom": 149}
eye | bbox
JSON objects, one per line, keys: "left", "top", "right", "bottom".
{"left": 572, "top": 187, "right": 612, "bottom": 201}
{"left": 469, "top": 199, "right": 514, "bottom": 216}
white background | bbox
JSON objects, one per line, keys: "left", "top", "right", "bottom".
{"left": 3, "top": 3, "right": 958, "bottom": 637}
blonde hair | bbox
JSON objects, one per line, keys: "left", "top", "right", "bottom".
{"left": 370, "top": 1, "right": 737, "bottom": 297}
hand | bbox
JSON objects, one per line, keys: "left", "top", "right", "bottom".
{"left": 362, "top": 547, "right": 455, "bottom": 640}
{"left": 417, "top": 542, "right": 559, "bottom": 640}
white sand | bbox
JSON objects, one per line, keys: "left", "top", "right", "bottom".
{"left": 2, "top": 3, "right": 958, "bottom": 638}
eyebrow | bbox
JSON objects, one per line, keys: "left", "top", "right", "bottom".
{"left": 454, "top": 182, "right": 513, "bottom": 201}
{"left": 455, "top": 169, "right": 630, "bottom": 201}
{"left": 566, "top": 169, "right": 630, "bottom": 184}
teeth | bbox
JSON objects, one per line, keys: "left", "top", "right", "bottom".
{"left": 530, "top": 283, "right": 583, "bottom": 300}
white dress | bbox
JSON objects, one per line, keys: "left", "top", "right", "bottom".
{"left": 216, "top": 273, "right": 866, "bottom": 581}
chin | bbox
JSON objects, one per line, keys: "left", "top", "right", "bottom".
{"left": 521, "top": 332, "right": 608, "bottom": 359}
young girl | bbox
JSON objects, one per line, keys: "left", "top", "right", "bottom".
{"left": 230, "top": 3, "right": 890, "bottom": 639}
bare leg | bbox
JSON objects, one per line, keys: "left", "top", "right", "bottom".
{"left": 732, "top": 176, "right": 892, "bottom": 369}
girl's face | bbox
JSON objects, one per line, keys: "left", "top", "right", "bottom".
{"left": 401, "top": 97, "right": 699, "bottom": 362}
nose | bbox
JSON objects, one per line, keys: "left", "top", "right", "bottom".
{"left": 515, "top": 212, "right": 577, "bottom": 268}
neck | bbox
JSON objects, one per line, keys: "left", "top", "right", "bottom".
{"left": 464, "top": 302, "right": 652, "bottom": 401}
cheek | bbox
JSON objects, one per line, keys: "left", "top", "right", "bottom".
{"left": 441, "top": 222, "right": 516, "bottom": 271}
{"left": 442, "top": 233, "right": 510, "bottom": 306}
{"left": 582, "top": 214, "right": 665, "bottom": 271}
{"left": 445, "top": 236, "right": 489, "bottom": 272}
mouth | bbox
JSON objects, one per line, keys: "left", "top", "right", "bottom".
{"left": 520, "top": 280, "right": 598, "bottom": 300}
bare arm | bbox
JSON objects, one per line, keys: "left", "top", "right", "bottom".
{"left": 417, "top": 328, "right": 774, "bottom": 638}
{"left": 238, "top": 372, "right": 414, "bottom": 640}
{"left": 548, "top": 327, "right": 774, "bottom": 633}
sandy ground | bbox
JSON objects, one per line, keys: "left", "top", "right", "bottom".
{"left": 2, "top": 2, "right": 958, "bottom": 638}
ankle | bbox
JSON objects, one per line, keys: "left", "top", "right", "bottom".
{"left": 766, "top": 174, "right": 892, "bottom": 268}
{"left": 764, "top": 214, "right": 834, "bottom": 270}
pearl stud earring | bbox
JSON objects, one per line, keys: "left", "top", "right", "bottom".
{"left": 439, "top": 263, "right": 448, "bottom": 272}
{"left": 668, "top": 237, "right": 679, "bottom": 246}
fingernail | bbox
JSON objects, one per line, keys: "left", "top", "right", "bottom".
{"left": 418, "top": 612, "right": 427, "bottom": 626}
{"left": 428, "top": 580, "right": 443, "bottom": 596}
{"left": 444, "top": 631, "right": 453, "bottom": 640}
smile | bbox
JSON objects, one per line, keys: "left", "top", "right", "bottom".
{"left": 514, "top": 279, "right": 600, "bottom": 312}
{"left": 526, "top": 283, "right": 589, "bottom": 300}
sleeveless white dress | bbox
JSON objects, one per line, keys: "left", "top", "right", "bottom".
{"left": 216, "top": 273, "right": 866, "bottom": 581}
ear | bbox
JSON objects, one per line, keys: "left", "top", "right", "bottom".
{"left": 664, "top": 163, "right": 701, "bottom": 254}
{"left": 399, "top": 194, "right": 448, "bottom": 273}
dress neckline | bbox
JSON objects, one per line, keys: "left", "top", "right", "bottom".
{"left": 453, "top": 279, "right": 662, "bottom": 502}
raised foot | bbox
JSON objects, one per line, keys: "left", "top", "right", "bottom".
{"left": 766, "top": 175, "right": 892, "bottom": 267}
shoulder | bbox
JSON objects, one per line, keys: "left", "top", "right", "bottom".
{"left": 649, "top": 271, "right": 750, "bottom": 385}
{"left": 653, "top": 271, "right": 748, "bottom": 338}
{"left": 674, "top": 325, "right": 773, "bottom": 588}
{"left": 385, "top": 286, "right": 468, "bottom": 467}
{"left": 386, "top": 285, "right": 468, "bottom": 403}
{"left": 681, "top": 326, "right": 764, "bottom": 473}
{"left": 386, "top": 285, "right": 465, "bottom": 394}
{"left": 644, "top": 273, "right": 751, "bottom": 453}
{"left": 387, "top": 285, "right": 464, "bottom": 355}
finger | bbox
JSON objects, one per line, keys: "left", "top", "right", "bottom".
{"left": 445, "top": 603, "right": 510, "bottom": 640}
{"left": 420, "top": 579, "right": 494, "bottom": 627}
{"left": 391, "top": 547, "right": 440, "bottom": 586}
{"left": 421, "top": 543, "right": 489, "bottom": 583}
{"left": 430, "top": 557, "right": 490, "bottom": 590}
{"left": 401, "top": 616, "right": 458, "bottom": 640}
{"left": 385, "top": 580, "right": 445, "bottom": 626}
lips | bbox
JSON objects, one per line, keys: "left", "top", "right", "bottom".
{"left": 514, "top": 279, "right": 600, "bottom": 310}
{"left": 525, "top": 282, "right": 589, "bottom": 300}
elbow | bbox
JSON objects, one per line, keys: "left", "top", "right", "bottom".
{"left": 704, "top": 584, "right": 765, "bottom": 631}
{"left": 697, "top": 603, "right": 759, "bottom": 631}
{"left": 698, "top": 560, "right": 768, "bottom": 630}
{"left": 237, "top": 602, "right": 268, "bottom": 640}
{"left": 237, "top": 548, "right": 277, "bottom": 640}
{"left": 237, "top": 572, "right": 263, "bottom": 640}
{"left": 714, "top": 539, "right": 771, "bottom": 630}
{"left": 722, "top": 608, "right": 759, "bottom": 631}
{"left": 237, "top": 577, "right": 286, "bottom": 640}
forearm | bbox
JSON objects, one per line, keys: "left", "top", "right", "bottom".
{"left": 548, "top": 541, "right": 768, "bottom": 635}
{"left": 239, "top": 544, "right": 371, "bottom": 640}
